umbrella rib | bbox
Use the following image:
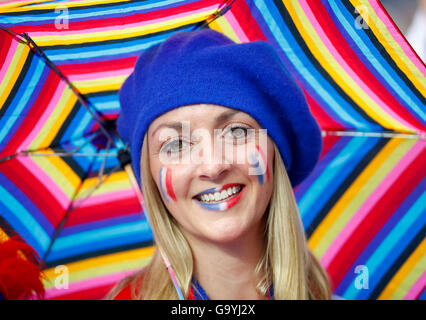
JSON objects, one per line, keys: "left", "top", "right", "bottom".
{"left": 97, "top": 139, "right": 111, "bottom": 185}
{"left": 0, "top": 151, "right": 118, "bottom": 162}
{"left": 0, "top": 130, "right": 109, "bottom": 162}
{"left": 0, "top": 25, "right": 22, "bottom": 38}
{"left": 21, "top": 151, "right": 118, "bottom": 157}
{"left": 322, "top": 130, "right": 425, "bottom": 139}
{"left": 1, "top": 131, "right": 422, "bottom": 164}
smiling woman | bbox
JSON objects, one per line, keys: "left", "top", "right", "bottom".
{"left": 106, "top": 29, "right": 331, "bottom": 300}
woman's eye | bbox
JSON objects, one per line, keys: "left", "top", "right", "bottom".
{"left": 231, "top": 127, "right": 246, "bottom": 138}
{"left": 160, "top": 138, "right": 189, "bottom": 154}
{"left": 225, "top": 126, "right": 252, "bottom": 141}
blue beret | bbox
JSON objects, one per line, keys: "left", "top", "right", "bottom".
{"left": 117, "top": 29, "right": 322, "bottom": 187}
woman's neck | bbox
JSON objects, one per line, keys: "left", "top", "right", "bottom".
{"left": 186, "top": 221, "right": 267, "bottom": 300}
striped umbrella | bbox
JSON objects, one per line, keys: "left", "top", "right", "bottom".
{"left": 0, "top": 0, "right": 425, "bottom": 300}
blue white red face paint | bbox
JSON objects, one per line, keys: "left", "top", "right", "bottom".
{"left": 159, "top": 167, "right": 177, "bottom": 202}
{"left": 193, "top": 183, "right": 245, "bottom": 212}
{"left": 248, "top": 145, "right": 270, "bottom": 185}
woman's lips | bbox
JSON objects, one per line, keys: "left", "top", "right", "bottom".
{"left": 193, "top": 185, "right": 246, "bottom": 212}
{"left": 193, "top": 183, "right": 243, "bottom": 199}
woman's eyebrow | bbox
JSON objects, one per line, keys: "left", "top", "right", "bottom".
{"left": 214, "top": 109, "right": 241, "bottom": 124}
{"left": 151, "top": 122, "right": 183, "bottom": 138}
{"left": 151, "top": 110, "right": 242, "bottom": 138}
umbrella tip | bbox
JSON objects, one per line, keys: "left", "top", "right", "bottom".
{"left": 118, "top": 149, "right": 131, "bottom": 169}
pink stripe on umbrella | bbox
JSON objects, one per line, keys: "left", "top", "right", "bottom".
{"left": 404, "top": 270, "right": 426, "bottom": 300}
{"left": 72, "top": 189, "right": 135, "bottom": 208}
{"left": 225, "top": 11, "right": 249, "bottom": 42}
{"left": 67, "top": 68, "right": 134, "bottom": 82}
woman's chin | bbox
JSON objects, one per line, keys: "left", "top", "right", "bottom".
{"left": 197, "top": 218, "right": 253, "bottom": 244}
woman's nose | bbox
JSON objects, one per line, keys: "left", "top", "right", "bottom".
{"left": 192, "top": 132, "right": 232, "bottom": 180}
{"left": 197, "top": 162, "right": 231, "bottom": 181}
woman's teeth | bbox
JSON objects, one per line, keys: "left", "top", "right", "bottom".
{"left": 198, "top": 185, "right": 242, "bottom": 203}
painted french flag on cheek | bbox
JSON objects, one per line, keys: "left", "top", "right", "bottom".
{"left": 159, "top": 167, "right": 177, "bottom": 202}
{"left": 249, "top": 145, "right": 270, "bottom": 185}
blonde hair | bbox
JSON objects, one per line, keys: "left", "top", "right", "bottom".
{"left": 107, "top": 133, "right": 332, "bottom": 300}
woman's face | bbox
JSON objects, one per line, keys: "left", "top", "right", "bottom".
{"left": 147, "top": 104, "right": 274, "bottom": 243}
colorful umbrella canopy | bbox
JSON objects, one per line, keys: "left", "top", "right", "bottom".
{"left": 0, "top": 0, "right": 424, "bottom": 300}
